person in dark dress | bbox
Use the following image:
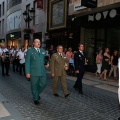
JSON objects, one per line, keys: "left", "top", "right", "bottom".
{"left": 100, "top": 47, "right": 110, "bottom": 81}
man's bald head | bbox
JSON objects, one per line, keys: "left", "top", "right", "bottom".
{"left": 33, "top": 39, "right": 41, "bottom": 48}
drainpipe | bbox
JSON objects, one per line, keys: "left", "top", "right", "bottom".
{"left": 118, "top": 57, "right": 120, "bottom": 105}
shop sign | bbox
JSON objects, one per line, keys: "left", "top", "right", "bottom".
{"left": 88, "top": 9, "right": 117, "bottom": 22}
{"left": 37, "top": 0, "right": 43, "bottom": 9}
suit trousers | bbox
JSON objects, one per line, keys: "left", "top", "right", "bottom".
{"left": 30, "top": 76, "right": 47, "bottom": 101}
{"left": 19, "top": 63, "right": 25, "bottom": 75}
{"left": 53, "top": 76, "right": 68, "bottom": 95}
{"left": 2, "top": 61, "right": 10, "bottom": 75}
{"left": 74, "top": 71, "right": 84, "bottom": 92}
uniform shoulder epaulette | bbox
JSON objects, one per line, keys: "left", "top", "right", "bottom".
{"left": 53, "top": 53, "right": 57, "bottom": 56}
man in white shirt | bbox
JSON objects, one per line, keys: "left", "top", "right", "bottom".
{"left": 17, "top": 46, "right": 25, "bottom": 75}
{"left": 0, "top": 43, "right": 9, "bottom": 76}
{"left": 11, "top": 45, "right": 18, "bottom": 72}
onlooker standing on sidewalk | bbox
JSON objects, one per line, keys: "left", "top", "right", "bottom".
{"left": 17, "top": 46, "right": 26, "bottom": 75}
{"left": 66, "top": 47, "right": 73, "bottom": 61}
{"left": 69, "top": 54, "right": 75, "bottom": 76}
{"left": 100, "top": 47, "right": 110, "bottom": 81}
{"left": 95, "top": 49, "right": 103, "bottom": 76}
{"left": 109, "top": 50, "right": 118, "bottom": 79}
{"left": 73, "top": 43, "right": 86, "bottom": 94}
{"left": 50, "top": 45, "right": 70, "bottom": 98}
{"left": 63, "top": 47, "right": 67, "bottom": 54}
{"left": 48, "top": 45, "right": 55, "bottom": 60}
{"left": 25, "top": 38, "right": 49, "bottom": 105}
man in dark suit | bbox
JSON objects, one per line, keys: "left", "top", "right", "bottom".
{"left": 74, "top": 43, "right": 86, "bottom": 94}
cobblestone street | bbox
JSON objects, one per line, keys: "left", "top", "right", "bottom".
{"left": 0, "top": 68, "right": 120, "bottom": 120}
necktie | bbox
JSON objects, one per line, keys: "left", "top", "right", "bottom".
{"left": 60, "top": 53, "right": 62, "bottom": 58}
{"left": 37, "top": 49, "right": 40, "bottom": 54}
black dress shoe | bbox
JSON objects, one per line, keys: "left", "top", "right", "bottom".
{"left": 38, "top": 96, "right": 41, "bottom": 100}
{"left": 65, "top": 93, "right": 70, "bottom": 98}
{"left": 73, "top": 86, "right": 79, "bottom": 91}
{"left": 34, "top": 100, "right": 39, "bottom": 105}
{"left": 54, "top": 94, "right": 59, "bottom": 97}
{"left": 2, "top": 74, "right": 5, "bottom": 76}
{"left": 6, "top": 74, "right": 10, "bottom": 76}
{"left": 79, "top": 91, "right": 83, "bottom": 95}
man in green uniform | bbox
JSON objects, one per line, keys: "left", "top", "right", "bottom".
{"left": 25, "top": 39, "right": 49, "bottom": 105}
{"left": 50, "top": 45, "right": 70, "bottom": 98}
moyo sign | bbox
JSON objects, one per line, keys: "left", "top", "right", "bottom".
{"left": 88, "top": 9, "right": 117, "bottom": 22}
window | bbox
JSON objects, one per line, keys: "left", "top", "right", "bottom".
{"left": 0, "top": 21, "right": 1, "bottom": 34}
{"left": 2, "top": 19, "right": 4, "bottom": 34}
{"left": 2, "top": 2, "right": 4, "bottom": 15}
{"left": 7, "top": 0, "right": 22, "bottom": 10}
{"left": 33, "top": 1, "right": 36, "bottom": 25}
{"left": 0, "top": 5, "right": 1, "bottom": 17}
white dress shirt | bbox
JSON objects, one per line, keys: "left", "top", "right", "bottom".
{"left": 17, "top": 51, "right": 25, "bottom": 60}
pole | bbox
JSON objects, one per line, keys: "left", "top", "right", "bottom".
{"left": 118, "top": 58, "right": 120, "bottom": 104}
{"left": 27, "top": 10, "right": 30, "bottom": 45}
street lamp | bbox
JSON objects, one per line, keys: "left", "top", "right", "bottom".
{"left": 23, "top": 8, "right": 35, "bottom": 28}
{"left": 23, "top": 8, "right": 35, "bottom": 44}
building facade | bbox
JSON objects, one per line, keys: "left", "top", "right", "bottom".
{"left": 0, "top": 0, "right": 47, "bottom": 48}
{"left": 47, "top": 0, "right": 120, "bottom": 72}
{"left": 0, "top": 0, "right": 7, "bottom": 44}
{"left": 68, "top": 0, "right": 120, "bottom": 71}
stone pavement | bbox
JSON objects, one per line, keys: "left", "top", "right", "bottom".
{"left": 0, "top": 93, "right": 25, "bottom": 120}
{"left": 66, "top": 72, "right": 118, "bottom": 93}
{"left": 0, "top": 68, "right": 120, "bottom": 120}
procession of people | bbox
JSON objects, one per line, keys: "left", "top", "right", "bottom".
{"left": 0, "top": 39, "right": 120, "bottom": 109}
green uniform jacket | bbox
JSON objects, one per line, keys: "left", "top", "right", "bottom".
{"left": 25, "top": 48, "right": 46, "bottom": 76}
{"left": 50, "top": 53, "right": 69, "bottom": 76}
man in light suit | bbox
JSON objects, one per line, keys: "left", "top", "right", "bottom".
{"left": 50, "top": 45, "right": 70, "bottom": 98}
{"left": 25, "top": 38, "right": 49, "bottom": 105}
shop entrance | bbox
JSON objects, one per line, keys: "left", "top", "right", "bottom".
{"left": 83, "top": 27, "right": 120, "bottom": 72}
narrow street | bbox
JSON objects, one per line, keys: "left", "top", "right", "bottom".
{"left": 0, "top": 67, "right": 120, "bottom": 120}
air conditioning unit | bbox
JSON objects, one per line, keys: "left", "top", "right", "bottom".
{"left": 81, "top": 0, "right": 97, "bottom": 8}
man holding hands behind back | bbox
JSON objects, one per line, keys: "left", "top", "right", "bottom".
{"left": 25, "top": 39, "right": 49, "bottom": 105}
{"left": 50, "top": 45, "right": 70, "bottom": 98}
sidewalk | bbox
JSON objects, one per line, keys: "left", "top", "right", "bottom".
{"left": 67, "top": 72, "right": 118, "bottom": 93}
{"left": 0, "top": 93, "right": 25, "bottom": 120}
{"left": 47, "top": 70, "right": 118, "bottom": 93}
